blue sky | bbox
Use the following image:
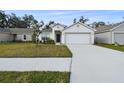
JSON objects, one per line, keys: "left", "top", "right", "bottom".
{"left": 4, "top": 10, "right": 124, "bottom": 26}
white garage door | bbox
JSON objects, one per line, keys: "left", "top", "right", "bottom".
{"left": 65, "top": 33, "right": 91, "bottom": 44}
{"left": 114, "top": 33, "right": 124, "bottom": 45}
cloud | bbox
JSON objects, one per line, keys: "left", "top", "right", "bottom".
{"left": 4, "top": 10, "right": 124, "bottom": 25}
{"left": 34, "top": 10, "right": 89, "bottom": 17}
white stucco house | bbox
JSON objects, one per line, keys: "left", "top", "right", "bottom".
{"left": 0, "top": 28, "right": 34, "bottom": 42}
{"left": 95, "top": 22, "right": 124, "bottom": 45}
{"left": 39, "top": 23, "right": 66, "bottom": 43}
{"left": 0, "top": 22, "right": 95, "bottom": 44}
{"left": 39, "top": 22, "right": 95, "bottom": 45}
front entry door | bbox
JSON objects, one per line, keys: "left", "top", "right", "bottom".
{"left": 56, "top": 34, "right": 61, "bottom": 43}
{"left": 13, "top": 34, "right": 17, "bottom": 42}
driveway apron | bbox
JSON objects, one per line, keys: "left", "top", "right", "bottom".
{"left": 68, "top": 45, "right": 124, "bottom": 83}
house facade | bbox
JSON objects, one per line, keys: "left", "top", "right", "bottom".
{"left": 39, "top": 22, "right": 95, "bottom": 45}
{"left": 95, "top": 22, "right": 124, "bottom": 45}
{"left": 61, "top": 22, "right": 95, "bottom": 44}
{"left": 0, "top": 28, "right": 34, "bottom": 42}
{"left": 0, "top": 22, "right": 95, "bottom": 45}
{"left": 38, "top": 23, "right": 66, "bottom": 43}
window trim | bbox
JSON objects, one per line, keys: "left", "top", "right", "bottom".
{"left": 23, "top": 35, "right": 26, "bottom": 40}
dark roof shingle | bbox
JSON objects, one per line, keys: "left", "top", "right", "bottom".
{"left": 95, "top": 22, "right": 124, "bottom": 33}
{"left": 0, "top": 28, "right": 34, "bottom": 34}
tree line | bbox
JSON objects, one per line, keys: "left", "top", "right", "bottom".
{"left": 0, "top": 10, "right": 39, "bottom": 28}
{"left": 0, "top": 10, "right": 107, "bottom": 29}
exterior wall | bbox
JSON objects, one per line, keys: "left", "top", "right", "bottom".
{"left": 114, "top": 33, "right": 124, "bottom": 45}
{"left": 16, "top": 34, "right": 32, "bottom": 41}
{"left": 95, "top": 32, "right": 112, "bottom": 44}
{"left": 52, "top": 25, "right": 65, "bottom": 42}
{"left": 112, "top": 24, "right": 124, "bottom": 44}
{"left": 113, "top": 23, "right": 124, "bottom": 32}
{"left": 53, "top": 25, "right": 65, "bottom": 31}
{"left": 39, "top": 25, "right": 64, "bottom": 42}
{"left": 39, "top": 31, "right": 53, "bottom": 41}
{"left": 0, "top": 34, "right": 32, "bottom": 42}
{"left": 0, "top": 58, "right": 72, "bottom": 72}
{"left": 0, "top": 33, "right": 13, "bottom": 42}
{"left": 91, "top": 31, "right": 94, "bottom": 44}
{"left": 111, "top": 32, "right": 114, "bottom": 44}
{"left": 62, "top": 32, "right": 65, "bottom": 44}
{"left": 62, "top": 23, "right": 94, "bottom": 44}
{"left": 0, "top": 28, "right": 33, "bottom": 42}
{"left": 63, "top": 23, "right": 93, "bottom": 33}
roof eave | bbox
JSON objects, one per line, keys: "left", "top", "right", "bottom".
{"left": 110, "top": 22, "right": 124, "bottom": 31}
{"left": 63, "top": 22, "right": 95, "bottom": 32}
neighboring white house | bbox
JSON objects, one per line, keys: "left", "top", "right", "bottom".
{"left": 95, "top": 22, "right": 124, "bottom": 45}
{"left": 39, "top": 22, "right": 95, "bottom": 45}
{"left": 0, "top": 28, "right": 34, "bottom": 42}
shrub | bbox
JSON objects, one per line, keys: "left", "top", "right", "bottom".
{"left": 46, "top": 38, "right": 55, "bottom": 44}
{"left": 42, "top": 38, "right": 55, "bottom": 44}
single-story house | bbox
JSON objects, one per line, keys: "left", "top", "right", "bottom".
{"left": 38, "top": 23, "right": 66, "bottom": 43}
{"left": 0, "top": 22, "right": 95, "bottom": 44}
{"left": 0, "top": 28, "right": 34, "bottom": 42}
{"left": 39, "top": 22, "right": 95, "bottom": 45}
{"left": 95, "top": 22, "right": 124, "bottom": 45}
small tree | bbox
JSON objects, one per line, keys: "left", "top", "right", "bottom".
{"left": 31, "top": 21, "right": 44, "bottom": 45}
{"left": 32, "top": 31, "right": 37, "bottom": 43}
{"left": 0, "top": 11, "right": 8, "bottom": 28}
{"left": 92, "top": 22, "right": 97, "bottom": 28}
{"left": 79, "top": 16, "right": 89, "bottom": 23}
{"left": 48, "top": 21, "right": 55, "bottom": 25}
{"left": 73, "top": 18, "right": 77, "bottom": 23}
{"left": 96, "top": 21, "right": 106, "bottom": 27}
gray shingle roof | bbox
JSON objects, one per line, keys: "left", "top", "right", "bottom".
{"left": 42, "top": 23, "right": 67, "bottom": 32}
{"left": 95, "top": 25, "right": 114, "bottom": 32}
{"left": 42, "top": 28, "right": 52, "bottom": 32}
{"left": 9, "top": 28, "right": 34, "bottom": 34}
{"left": 95, "top": 22, "right": 124, "bottom": 33}
{"left": 51, "top": 23, "right": 67, "bottom": 28}
{"left": 0, "top": 28, "right": 11, "bottom": 34}
{"left": 0, "top": 28, "right": 34, "bottom": 34}
{"left": 63, "top": 22, "right": 96, "bottom": 31}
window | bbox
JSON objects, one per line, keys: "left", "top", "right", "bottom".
{"left": 42, "top": 34, "right": 50, "bottom": 42}
{"left": 24, "top": 35, "right": 26, "bottom": 40}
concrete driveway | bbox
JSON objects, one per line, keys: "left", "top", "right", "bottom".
{"left": 68, "top": 45, "right": 124, "bottom": 83}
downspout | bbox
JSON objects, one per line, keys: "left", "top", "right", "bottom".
{"left": 111, "top": 31, "right": 114, "bottom": 44}
{"left": 53, "top": 29, "right": 55, "bottom": 43}
{"left": 69, "top": 54, "right": 73, "bottom": 83}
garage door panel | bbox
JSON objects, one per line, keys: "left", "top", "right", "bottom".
{"left": 65, "top": 33, "right": 90, "bottom": 44}
{"left": 114, "top": 33, "right": 124, "bottom": 44}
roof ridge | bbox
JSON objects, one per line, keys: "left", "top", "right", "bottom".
{"left": 63, "top": 22, "right": 95, "bottom": 31}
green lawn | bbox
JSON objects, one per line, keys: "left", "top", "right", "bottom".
{"left": 96, "top": 43, "right": 124, "bottom": 52}
{"left": 0, "top": 71, "right": 70, "bottom": 83}
{"left": 0, "top": 43, "right": 72, "bottom": 57}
